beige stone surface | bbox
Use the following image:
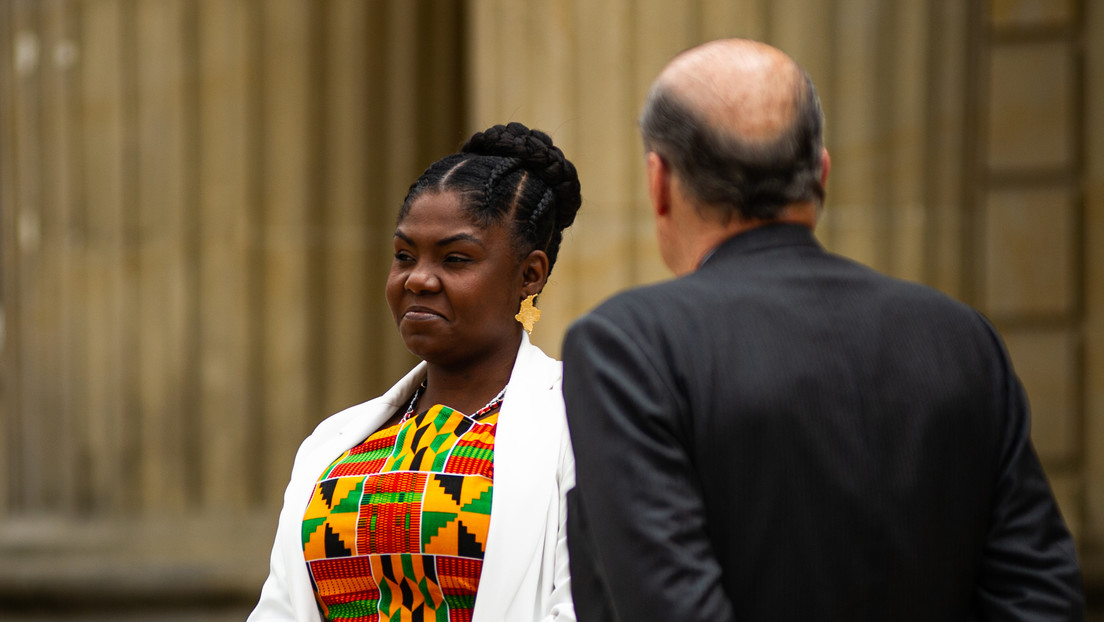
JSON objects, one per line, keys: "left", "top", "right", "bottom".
{"left": 0, "top": 514, "right": 271, "bottom": 617}
{"left": 1049, "top": 471, "right": 1083, "bottom": 542}
{"left": 987, "top": 41, "right": 1072, "bottom": 171}
{"left": 1084, "top": 0, "right": 1104, "bottom": 566}
{"left": 2, "top": 0, "right": 1103, "bottom": 611}
{"left": 983, "top": 187, "right": 1074, "bottom": 317}
{"left": 990, "top": 0, "right": 1075, "bottom": 28}
{"left": 1002, "top": 329, "right": 1076, "bottom": 463}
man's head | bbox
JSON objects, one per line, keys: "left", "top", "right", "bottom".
{"left": 640, "top": 39, "right": 829, "bottom": 274}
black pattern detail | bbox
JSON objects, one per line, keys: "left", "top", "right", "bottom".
{"left": 457, "top": 520, "right": 485, "bottom": 560}
{"left": 435, "top": 474, "right": 465, "bottom": 505}
{"left": 323, "top": 523, "right": 352, "bottom": 558}
{"left": 318, "top": 479, "right": 339, "bottom": 508}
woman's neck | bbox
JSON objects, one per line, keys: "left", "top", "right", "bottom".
{"left": 419, "top": 335, "right": 522, "bottom": 416}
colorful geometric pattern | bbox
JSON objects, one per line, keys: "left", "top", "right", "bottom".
{"left": 303, "top": 402, "right": 499, "bottom": 622}
{"left": 421, "top": 473, "right": 492, "bottom": 557}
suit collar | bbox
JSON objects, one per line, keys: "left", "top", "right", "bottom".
{"left": 700, "top": 223, "right": 821, "bottom": 268}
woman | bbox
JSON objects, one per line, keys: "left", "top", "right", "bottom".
{"left": 249, "top": 122, "right": 582, "bottom": 622}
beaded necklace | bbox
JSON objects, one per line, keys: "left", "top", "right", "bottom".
{"left": 399, "top": 381, "right": 507, "bottom": 424}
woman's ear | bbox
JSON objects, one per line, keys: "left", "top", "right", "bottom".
{"left": 520, "top": 249, "right": 550, "bottom": 298}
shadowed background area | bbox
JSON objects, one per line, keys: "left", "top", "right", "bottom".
{"left": 1, "top": 0, "right": 1102, "bottom": 618}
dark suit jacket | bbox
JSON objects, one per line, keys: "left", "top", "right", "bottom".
{"left": 562, "top": 224, "right": 1083, "bottom": 621}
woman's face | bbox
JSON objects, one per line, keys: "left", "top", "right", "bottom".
{"left": 386, "top": 191, "right": 535, "bottom": 367}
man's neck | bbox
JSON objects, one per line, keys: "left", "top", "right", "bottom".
{"left": 689, "top": 202, "right": 818, "bottom": 271}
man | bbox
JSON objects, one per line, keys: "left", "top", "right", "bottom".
{"left": 562, "top": 38, "right": 1083, "bottom": 621}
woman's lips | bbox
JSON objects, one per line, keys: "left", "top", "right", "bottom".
{"left": 403, "top": 306, "right": 444, "bottom": 322}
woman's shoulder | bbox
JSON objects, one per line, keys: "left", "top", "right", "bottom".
{"left": 505, "top": 338, "right": 567, "bottom": 434}
{"left": 516, "top": 336, "right": 563, "bottom": 387}
{"left": 291, "top": 399, "right": 381, "bottom": 460}
{"left": 312, "top": 398, "right": 381, "bottom": 434}
{"left": 300, "top": 363, "right": 427, "bottom": 450}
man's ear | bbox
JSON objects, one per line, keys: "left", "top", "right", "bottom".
{"left": 520, "top": 249, "right": 550, "bottom": 298}
{"left": 819, "top": 147, "right": 831, "bottom": 189}
{"left": 646, "top": 152, "right": 671, "bottom": 218}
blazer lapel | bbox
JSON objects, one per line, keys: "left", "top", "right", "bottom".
{"left": 473, "top": 335, "right": 563, "bottom": 620}
{"left": 280, "top": 363, "right": 428, "bottom": 621}
{"left": 282, "top": 341, "right": 561, "bottom": 622}
{"left": 297, "top": 363, "right": 427, "bottom": 499}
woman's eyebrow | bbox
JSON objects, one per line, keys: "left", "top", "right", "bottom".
{"left": 392, "top": 229, "right": 484, "bottom": 248}
{"left": 436, "top": 233, "right": 484, "bottom": 247}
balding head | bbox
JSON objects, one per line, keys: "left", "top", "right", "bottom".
{"left": 656, "top": 39, "right": 804, "bottom": 145}
{"left": 640, "top": 38, "right": 826, "bottom": 221}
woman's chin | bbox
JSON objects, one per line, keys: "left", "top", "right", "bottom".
{"left": 400, "top": 333, "right": 448, "bottom": 363}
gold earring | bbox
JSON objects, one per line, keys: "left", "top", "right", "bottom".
{"left": 515, "top": 294, "right": 541, "bottom": 334}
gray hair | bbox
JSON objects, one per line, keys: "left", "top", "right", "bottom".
{"left": 639, "top": 71, "right": 826, "bottom": 221}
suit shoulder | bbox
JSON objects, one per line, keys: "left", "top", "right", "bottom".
{"left": 834, "top": 259, "right": 1006, "bottom": 356}
{"left": 570, "top": 280, "right": 689, "bottom": 334}
{"left": 877, "top": 269, "right": 988, "bottom": 324}
{"left": 816, "top": 249, "right": 979, "bottom": 315}
{"left": 600, "top": 277, "right": 706, "bottom": 317}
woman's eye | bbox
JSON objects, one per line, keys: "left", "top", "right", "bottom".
{"left": 394, "top": 251, "right": 414, "bottom": 262}
{"left": 444, "top": 255, "right": 471, "bottom": 264}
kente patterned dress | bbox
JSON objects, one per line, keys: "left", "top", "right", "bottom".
{"left": 302, "top": 389, "right": 501, "bottom": 622}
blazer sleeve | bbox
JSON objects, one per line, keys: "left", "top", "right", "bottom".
{"left": 562, "top": 311, "right": 736, "bottom": 622}
{"left": 540, "top": 417, "right": 577, "bottom": 622}
{"left": 248, "top": 426, "right": 333, "bottom": 622}
{"left": 248, "top": 517, "right": 301, "bottom": 622}
{"left": 973, "top": 324, "right": 1084, "bottom": 620}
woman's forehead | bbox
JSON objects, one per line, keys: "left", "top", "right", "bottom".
{"left": 397, "top": 191, "right": 510, "bottom": 244}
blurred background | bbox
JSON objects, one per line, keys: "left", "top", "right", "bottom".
{"left": 1, "top": 0, "right": 1101, "bottom": 619}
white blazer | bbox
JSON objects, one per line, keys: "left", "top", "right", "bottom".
{"left": 249, "top": 334, "right": 575, "bottom": 622}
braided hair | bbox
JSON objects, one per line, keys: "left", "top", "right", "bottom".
{"left": 398, "top": 122, "right": 582, "bottom": 275}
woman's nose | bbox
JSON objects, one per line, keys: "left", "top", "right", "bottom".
{"left": 405, "top": 263, "right": 441, "bottom": 294}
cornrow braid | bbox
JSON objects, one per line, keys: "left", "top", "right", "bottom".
{"left": 528, "top": 187, "right": 555, "bottom": 239}
{"left": 483, "top": 157, "right": 521, "bottom": 212}
{"left": 398, "top": 122, "right": 582, "bottom": 277}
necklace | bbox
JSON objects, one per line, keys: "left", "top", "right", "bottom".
{"left": 399, "top": 382, "right": 507, "bottom": 424}
{"left": 399, "top": 383, "right": 426, "bottom": 424}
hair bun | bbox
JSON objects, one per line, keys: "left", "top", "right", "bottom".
{"left": 461, "top": 122, "right": 582, "bottom": 231}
